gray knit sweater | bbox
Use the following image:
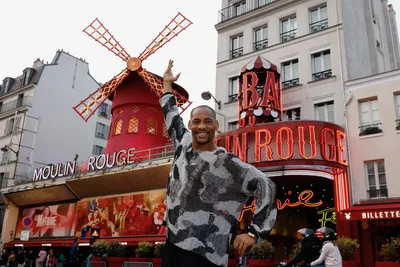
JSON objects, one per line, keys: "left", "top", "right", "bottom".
{"left": 160, "top": 93, "right": 277, "bottom": 266}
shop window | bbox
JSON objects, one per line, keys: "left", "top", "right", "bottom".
{"left": 145, "top": 118, "right": 157, "bottom": 135}
{"left": 114, "top": 118, "right": 123, "bottom": 135}
{"left": 128, "top": 116, "right": 139, "bottom": 133}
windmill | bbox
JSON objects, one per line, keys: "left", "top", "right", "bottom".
{"left": 73, "top": 13, "right": 193, "bottom": 155}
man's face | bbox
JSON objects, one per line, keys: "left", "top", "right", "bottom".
{"left": 189, "top": 107, "right": 219, "bottom": 146}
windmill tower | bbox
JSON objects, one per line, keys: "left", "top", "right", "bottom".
{"left": 73, "top": 13, "right": 192, "bottom": 157}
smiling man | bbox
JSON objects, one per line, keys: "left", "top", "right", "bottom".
{"left": 160, "top": 60, "right": 277, "bottom": 267}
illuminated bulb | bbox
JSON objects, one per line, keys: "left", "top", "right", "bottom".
{"left": 322, "top": 195, "right": 325, "bottom": 197}
{"left": 282, "top": 187, "right": 285, "bottom": 189}
{"left": 297, "top": 192, "right": 299, "bottom": 194}
{"left": 296, "top": 186, "right": 299, "bottom": 188}
{"left": 323, "top": 189, "right": 325, "bottom": 191}
{"left": 310, "top": 184, "right": 313, "bottom": 186}
{"left": 331, "top": 198, "right": 334, "bottom": 201}
{"left": 297, "top": 210, "right": 299, "bottom": 212}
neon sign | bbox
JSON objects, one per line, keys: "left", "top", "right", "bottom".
{"left": 317, "top": 207, "right": 336, "bottom": 227}
{"left": 238, "top": 190, "right": 323, "bottom": 221}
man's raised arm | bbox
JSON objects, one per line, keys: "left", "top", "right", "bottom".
{"left": 160, "top": 60, "right": 188, "bottom": 149}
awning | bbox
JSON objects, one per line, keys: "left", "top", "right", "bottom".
{"left": 339, "top": 203, "right": 400, "bottom": 221}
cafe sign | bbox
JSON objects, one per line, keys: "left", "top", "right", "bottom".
{"left": 33, "top": 147, "right": 136, "bottom": 181}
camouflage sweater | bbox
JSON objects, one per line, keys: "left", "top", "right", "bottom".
{"left": 160, "top": 93, "right": 277, "bottom": 266}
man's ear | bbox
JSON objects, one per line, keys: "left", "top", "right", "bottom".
{"left": 188, "top": 119, "right": 192, "bottom": 130}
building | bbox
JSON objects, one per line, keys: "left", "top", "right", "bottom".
{"left": 341, "top": 69, "right": 400, "bottom": 265}
{"left": 0, "top": 50, "right": 111, "bottom": 238}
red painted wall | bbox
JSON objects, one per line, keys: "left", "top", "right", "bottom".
{"left": 105, "top": 73, "right": 170, "bottom": 156}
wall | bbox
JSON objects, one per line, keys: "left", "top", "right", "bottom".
{"left": 345, "top": 69, "right": 400, "bottom": 203}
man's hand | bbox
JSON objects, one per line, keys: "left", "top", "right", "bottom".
{"left": 163, "top": 60, "right": 181, "bottom": 94}
{"left": 233, "top": 234, "right": 257, "bottom": 256}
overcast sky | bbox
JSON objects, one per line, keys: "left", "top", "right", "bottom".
{"left": 0, "top": 0, "right": 399, "bottom": 125}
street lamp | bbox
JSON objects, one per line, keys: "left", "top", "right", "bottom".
{"left": 201, "top": 91, "right": 221, "bottom": 110}
{"left": 1, "top": 145, "right": 18, "bottom": 155}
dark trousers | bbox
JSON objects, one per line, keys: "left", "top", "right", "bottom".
{"left": 162, "top": 240, "right": 223, "bottom": 267}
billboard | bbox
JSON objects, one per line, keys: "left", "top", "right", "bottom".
{"left": 15, "top": 203, "right": 77, "bottom": 239}
{"left": 75, "top": 189, "right": 166, "bottom": 238}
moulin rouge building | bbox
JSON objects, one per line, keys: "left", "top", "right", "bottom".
{"left": 0, "top": 53, "right": 355, "bottom": 264}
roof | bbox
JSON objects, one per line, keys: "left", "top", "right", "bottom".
{"left": 0, "top": 64, "right": 44, "bottom": 96}
{"left": 241, "top": 55, "right": 279, "bottom": 74}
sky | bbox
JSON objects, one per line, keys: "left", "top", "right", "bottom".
{"left": 0, "top": 0, "right": 399, "bottom": 125}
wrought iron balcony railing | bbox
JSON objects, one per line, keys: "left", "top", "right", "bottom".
{"left": 230, "top": 47, "right": 244, "bottom": 59}
{"left": 228, "top": 94, "right": 238, "bottom": 102}
{"left": 0, "top": 96, "right": 32, "bottom": 115}
{"left": 281, "top": 29, "right": 297, "bottom": 43}
{"left": 312, "top": 69, "right": 333, "bottom": 81}
{"left": 254, "top": 39, "right": 268, "bottom": 51}
{"left": 368, "top": 188, "right": 388, "bottom": 199}
{"left": 359, "top": 122, "right": 383, "bottom": 136}
{"left": 218, "top": 0, "right": 276, "bottom": 23}
{"left": 282, "top": 78, "right": 300, "bottom": 89}
{"left": 310, "top": 19, "right": 329, "bottom": 33}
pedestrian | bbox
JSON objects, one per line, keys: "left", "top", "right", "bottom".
{"left": 15, "top": 249, "right": 25, "bottom": 267}
{"left": 68, "top": 238, "right": 80, "bottom": 267}
{"left": 278, "top": 228, "right": 322, "bottom": 267}
{"left": 36, "top": 248, "right": 47, "bottom": 267}
{"left": 159, "top": 60, "right": 277, "bottom": 267}
{"left": 1, "top": 249, "right": 9, "bottom": 267}
{"left": 311, "top": 228, "right": 342, "bottom": 267}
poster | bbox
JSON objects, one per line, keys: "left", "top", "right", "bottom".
{"left": 15, "top": 203, "right": 77, "bottom": 238}
{"left": 75, "top": 189, "right": 166, "bottom": 238}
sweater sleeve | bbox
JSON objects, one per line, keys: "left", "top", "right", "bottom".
{"left": 311, "top": 243, "right": 330, "bottom": 266}
{"left": 160, "top": 93, "right": 189, "bottom": 149}
{"left": 234, "top": 157, "right": 277, "bottom": 241}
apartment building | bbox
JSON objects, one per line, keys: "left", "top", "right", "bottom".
{"left": 344, "top": 69, "right": 400, "bottom": 264}
{"left": 0, "top": 50, "right": 111, "bottom": 188}
{"left": 214, "top": 0, "right": 399, "bottom": 132}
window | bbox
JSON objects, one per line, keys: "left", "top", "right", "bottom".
{"left": 314, "top": 101, "right": 334, "bottom": 123}
{"left": 114, "top": 118, "right": 123, "bottom": 135}
{"left": 98, "top": 103, "right": 111, "bottom": 119}
{"left": 230, "top": 35, "right": 243, "bottom": 59}
{"left": 92, "top": 145, "right": 105, "bottom": 156}
{"left": 257, "top": 0, "right": 272, "bottom": 7}
{"left": 228, "top": 77, "right": 239, "bottom": 102}
{"left": 22, "top": 69, "right": 31, "bottom": 86}
{"left": 395, "top": 95, "right": 400, "bottom": 130}
{"left": 1, "top": 151, "right": 9, "bottom": 164}
{"left": 147, "top": 108, "right": 157, "bottom": 113}
{"left": 234, "top": 1, "right": 246, "bottom": 16}
{"left": 4, "top": 117, "right": 21, "bottom": 136}
{"left": 310, "top": 5, "right": 328, "bottom": 32}
{"left": 95, "top": 122, "right": 109, "bottom": 139}
{"left": 365, "top": 161, "right": 388, "bottom": 198}
{"left": 132, "top": 106, "right": 140, "bottom": 113}
{"left": 311, "top": 50, "right": 332, "bottom": 81}
{"left": 281, "top": 16, "right": 297, "bottom": 42}
{"left": 359, "top": 99, "right": 382, "bottom": 136}
{"left": 0, "top": 102, "right": 3, "bottom": 113}
{"left": 128, "top": 116, "right": 139, "bottom": 133}
{"left": 162, "top": 123, "right": 169, "bottom": 138}
{"left": 254, "top": 26, "right": 268, "bottom": 51}
{"left": 145, "top": 118, "right": 157, "bottom": 135}
{"left": 281, "top": 59, "right": 299, "bottom": 88}
{"left": 17, "top": 94, "right": 24, "bottom": 108}
{"left": 282, "top": 107, "right": 301, "bottom": 121}
{"left": 228, "top": 121, "right": 238, "bottom": 131}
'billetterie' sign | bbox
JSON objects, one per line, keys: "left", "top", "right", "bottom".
{"left": 33, "top": 148, "right": 136, "bottom": 181}
{"left": 215, "top": 120, "right": 348, "bottom": 169}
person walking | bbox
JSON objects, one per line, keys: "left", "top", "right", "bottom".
{"left": 159, "top": 60, "right": 277, "bottom": 267}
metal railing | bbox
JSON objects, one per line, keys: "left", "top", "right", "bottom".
{"left": 359, "top": 122, "right": 383, "bottom": 136}
{"left": 230, "top": 47, "right": 244, "bottom": 59}
{"left": 122, "top": 262, "right": 153, "bottom": 267}
{"left": 368, "top": 188, "right": 388, "bottom": 199}
{"left": 395, "top": 119, "right": 400, "bottom": 130}
{"left": 280, "top": 29, "right": 297, "bottom": 42}
{"left": 312, "top": 69, "right": 332, "bottom": 81}
{"left": 254, "top": 39, "right": 268, "bottom": 51}
{"left": 282, "top": 78, "right": 299, "bottom": 89}
{"left": 218, "top": 0, "right": 276, "bottom": 23}
{"left": 309, "top": 19, "right": 328, "bottom": 33}
{"left": 228, "top": 94, "right": 238, "bottom": 102}
{"left": 0, "top": 95, "right": 32, "bottom": 115}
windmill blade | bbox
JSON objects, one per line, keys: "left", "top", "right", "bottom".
{"left": 138, "top": 13, "right": 193, "bottom": 61}
{"left": 83, "top": 18, "right": 131, "bottom": 62}
{"left": 137, "top": 68, "right": 192, "bottom": 114}
{"left": 73, "top": 68, "right": 130, "bottom": 121}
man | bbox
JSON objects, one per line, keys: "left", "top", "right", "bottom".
{"left": 68, "top": 238, "right": 79, "bottom": 267}
{"left": 160, "top": 60, "right": 277, "bottom": 267}
{"left": 36, "top": 248, "right": 47, "bottom": 267}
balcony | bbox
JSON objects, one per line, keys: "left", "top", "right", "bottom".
{"left": 282, "top": 78, "right": 299, "bottom": 89}
{"left": 368, "top": 188, "right": 388, "bottom": 199}
{"left": 254, "top": 39, "right": 268, "bottom": 51}
{"left": 309, "top": 19, "right": 328, "bottom": 33}
{"left": 280, "top": 29, "right": 297, "bottom": 43}
{"left": 0, "top": 96, "right": 32, "bottom": 116}
{"left": 218, "top": 0, "right": 276, "bottom": 23}
{"left": 396, "top": 119, "right": 400, "bottom": 130}
{"left": 359, "top": 122, "right": 383, "bottom": 136}
{"left": 312, "top": 69, "right": 333, "bottom": 81}
{"left": 230, "top": 47, "right": 244, "bottom": 59}
{"left": 228, "top": 94, "right": 238, "bottom": 102}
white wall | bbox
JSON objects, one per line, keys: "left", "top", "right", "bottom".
{"left": 345, "top": 69, "right": 400, "bottom": 203}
